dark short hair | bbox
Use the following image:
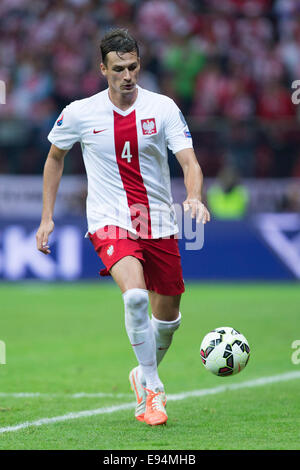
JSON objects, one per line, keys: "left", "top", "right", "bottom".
{"left": 100, "top": 28, "right": 139, "bottom": 65}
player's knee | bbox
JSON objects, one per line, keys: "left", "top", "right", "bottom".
{"left": 123, "top": 288, "right": 149, "bottom": 330}
{"left": 124, "top": 288, "right": 148, "bottom": 311}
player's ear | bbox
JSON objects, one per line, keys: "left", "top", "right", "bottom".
{"left": 100, "top": 62, "right": 107, "bottom": 77}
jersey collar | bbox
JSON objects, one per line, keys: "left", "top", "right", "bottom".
{"left": 105, "top": 85, "right": 142, "bottom": 116}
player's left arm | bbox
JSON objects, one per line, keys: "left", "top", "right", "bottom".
{"left": 175, "top": 148, "right": 210, "bottom": 224}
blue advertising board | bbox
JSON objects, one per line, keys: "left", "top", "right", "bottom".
{"left": 0, "top": 214, "right": 299, "bottom": 281}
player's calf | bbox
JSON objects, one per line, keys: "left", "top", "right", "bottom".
{"left": 123, "top": 288, "right": 164, "bottom": 392}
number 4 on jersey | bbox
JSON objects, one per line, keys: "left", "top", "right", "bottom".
{"left": 121, "top": 141, "right": 133, "bottom": 163}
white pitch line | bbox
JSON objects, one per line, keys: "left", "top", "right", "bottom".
{"left": 0, "top": 403, "right": 136, "bottom": 435}
{"left": 0, "top": 371, "right": 299, "bottom": 435}
{"left": 0, "top": 392, "right": 132, "bottom": 399}
{"left": 166, "top": 370, "right": 300, "bottom": 401}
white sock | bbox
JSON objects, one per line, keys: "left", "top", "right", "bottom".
{"left": 152, "top": 312, "right": 182, "bottom": 365}
{"left": 123, "top": 288, "right": 164, "bottom": 392}
{"left": 139, "top": 312, "right": 182, "bottom": 386}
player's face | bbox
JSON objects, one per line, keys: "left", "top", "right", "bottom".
{"left": 100, "top": 51, "right": 140, "bottom": 95}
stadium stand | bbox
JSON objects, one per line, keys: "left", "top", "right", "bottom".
{"left": 0, "top": 0, "right": 300, "bottom": 181}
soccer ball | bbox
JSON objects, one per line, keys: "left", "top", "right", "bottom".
{"left": 200, "top": 326, "right": 250, "bottom": 377}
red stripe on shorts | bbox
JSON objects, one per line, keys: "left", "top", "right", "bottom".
{"left": 113, "top": 110, "right": 152, "bottom": 238}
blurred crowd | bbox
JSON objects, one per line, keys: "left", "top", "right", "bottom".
{"left": 1, "top": 0, "right": 300, "bottom": 179}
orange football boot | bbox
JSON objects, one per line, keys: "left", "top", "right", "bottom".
{"left": 143, "top": 388, "right": 168, "bottom": 426}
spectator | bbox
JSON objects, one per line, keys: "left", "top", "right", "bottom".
{"left": 162, "top": 33, "right": 206, "bottom": 113}
{"left": 207, "top": 166, "right": 249, "bottom": 219}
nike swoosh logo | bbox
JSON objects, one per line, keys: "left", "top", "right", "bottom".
{"left": 93, "top": 129, "right": 107, "bottom": 134}
{"left": 132, "top": 371, "right": 143, "bottom": 404}
{"left": 131, "top": 342, "right": 145, "bottom": 347}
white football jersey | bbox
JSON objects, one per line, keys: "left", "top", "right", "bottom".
{"left": 48, "top": 85, "right": 193, "bottom": 238}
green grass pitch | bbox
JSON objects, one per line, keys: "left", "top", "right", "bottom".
{"left": 0, "top": 282, "right": 299, "bottom": 450}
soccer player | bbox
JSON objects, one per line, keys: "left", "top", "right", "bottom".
{"left": 36, "top": 29, "right": 210, "bottom": 426}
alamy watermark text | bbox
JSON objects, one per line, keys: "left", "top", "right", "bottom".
{"left": 0, "top": 80, "right": 5, "bottom": 104}
{"left": 0, "top": 340, "right": 6, "bottom": 364}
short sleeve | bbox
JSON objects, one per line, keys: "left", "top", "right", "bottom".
{"left": 48, "top": 103, "right": 80, "bottom": 150}
{"left": 164, "top": 99, "right": 193, "bottom": 154}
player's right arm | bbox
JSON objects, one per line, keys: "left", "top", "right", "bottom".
{"left": 36, "top": 144, "right": 68, "bottom": 254}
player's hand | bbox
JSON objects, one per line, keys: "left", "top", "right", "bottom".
{"left": 36, "top": 220, "right": 54, "bottom": 254}
{"left": 183, "top": 199, "right": 211, "bottom": 224}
